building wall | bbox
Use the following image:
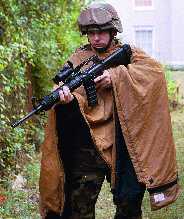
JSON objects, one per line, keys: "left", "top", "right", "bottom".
{"left": 153, "top": 0, "right": 172, "bottom": 63}
{"left": 171, "top": 0, "right": 184, "bottom": 66}
{"left": 95, "top": 0, "right": 184, "bottom": 66}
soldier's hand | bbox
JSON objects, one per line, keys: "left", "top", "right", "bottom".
{"left": 53, "top": 83, "right": 74, "bottom": 104}
{"left": 94, "top": 70, "right": 112, "bottom": 91}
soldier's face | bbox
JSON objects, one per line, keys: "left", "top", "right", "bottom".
{"left": 87, "top": 30, "right": 111, "bottom": 50}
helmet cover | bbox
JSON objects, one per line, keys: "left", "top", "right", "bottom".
{"left": 78, "top": 3, "right": 123, "bottom": 34}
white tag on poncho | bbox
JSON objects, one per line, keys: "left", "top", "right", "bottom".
{"left": 154, "top": 193, "right": 165, "bottom": 203}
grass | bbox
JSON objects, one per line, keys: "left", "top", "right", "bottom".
{"left": 0, "top": 159, "right": 40, "bottom": 219}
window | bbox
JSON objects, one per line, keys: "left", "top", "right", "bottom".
{"left": 135, "top": 0, "right": 152, "bottom": 7}
{"left": 134, "top": 0, "right": 153, "bottom": 9}
{"left": 134, "top": 27, "right": 154, "bottom": 55}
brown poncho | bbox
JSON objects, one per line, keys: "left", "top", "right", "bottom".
{"left": 39, "top": 44, "right": 181, "bottom": 217}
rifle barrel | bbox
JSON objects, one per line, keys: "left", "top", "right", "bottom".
{"left": 11, "top": 105, "right": 42, "bottom": 128}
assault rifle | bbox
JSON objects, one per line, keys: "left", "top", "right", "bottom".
{"left": 11, "top": 44, "right": 132, "bottom": 128}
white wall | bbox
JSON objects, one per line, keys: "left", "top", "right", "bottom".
{"left": 94, "top": 0, "right": 184, "bottom": 66}
{"left": 171, "top": 0, "right": 184, "bottom": 66}
{"left": 153, "top": 0, "right": 172, "bottom": 63}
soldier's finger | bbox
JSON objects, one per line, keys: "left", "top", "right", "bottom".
{"left": 59, "top": 90, "right": 65, "bottom": 102}
{"left": 94, "top": 74, "right": 105, "bottom": 83}
{"left": 62, "top": 86, "right": 73, "bottom": 102}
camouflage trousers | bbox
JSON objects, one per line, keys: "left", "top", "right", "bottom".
{"left": 46, "top": 145, "right": 145, "bottom": 219}
{"left": 61, "top": 146, "right": 109, "bottom": 219}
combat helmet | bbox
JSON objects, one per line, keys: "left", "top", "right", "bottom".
{"left": 78, "top": 3, "right": 123, "bottom": 34}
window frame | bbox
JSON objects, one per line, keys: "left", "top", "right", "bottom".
{"left": 133, "top": 25, "right": 155, "bottom": 56}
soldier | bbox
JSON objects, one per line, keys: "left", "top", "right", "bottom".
{"left": 39, "top": 3, "right": 181, "bottom": 219}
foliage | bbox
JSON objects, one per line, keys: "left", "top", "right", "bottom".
{"left": 164, "top": 67, "right": 180, "bottom": 108}
{"left": 0, "top": 0, "right": 86, "bottom": 182}
{"left": 165, "top": 68, "right": 175, "bottom": 94}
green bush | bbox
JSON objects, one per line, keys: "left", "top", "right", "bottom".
{"left": 164, "top": 67, "right": 179, "bottom": 108}
{"left": 0, "top": 0, "right": 86, "bottom": 183}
